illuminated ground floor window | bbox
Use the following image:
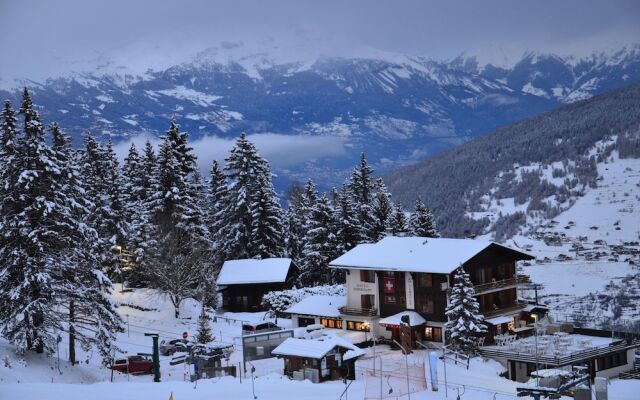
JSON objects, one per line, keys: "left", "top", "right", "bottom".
{"left": 320, "top": 318, "right": 343, "bottom": 329}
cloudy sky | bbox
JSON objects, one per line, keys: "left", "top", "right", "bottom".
{"left": 1, "top": 0, "right": 639, "bottom": 81}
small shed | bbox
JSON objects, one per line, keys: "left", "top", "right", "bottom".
{"left": 216, "top": 258, "right": 296, "bottom": 312}
{"left": 272, "top": 334, "right": 365, "bottom": 383}
{"left": 379, "top": 311, "right": 426, "bottom": 346}
{"left": 286, "top": 295, "right": 346, "bottom": 329}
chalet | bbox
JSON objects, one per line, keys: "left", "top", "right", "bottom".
{"left": 272, "top": 330, "right": 365, "bottom": 383}
{"left": 328, "top": 236, "right": 537, "bottom": 346}
{"left": 216, "top": 258, "right": 296, "bottom": 312}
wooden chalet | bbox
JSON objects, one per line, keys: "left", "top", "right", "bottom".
{"left": 216, "top": 258, "right": 296, "bottom": 312}
{"left": 328, "top": 236, "right": 537, "bottom": 347}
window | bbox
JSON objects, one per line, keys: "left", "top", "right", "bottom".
{"left": 360, "top": 270, "right": 376, "bottom": 283}
{"left": 298, "top": 317, "right": 315, "bottom": 327}
{"left": 417, "top": 298, "right": 434, "bottom": 314}
{"left": 346, "top": 321, "right": 370, "bottom": 332}
{"left": 320, "top": 318, "right": 343, "bottom": 329}
{"left": 424, "top": 327, "right": 442, "bottom": 342}
{"left": 361, "top": 294, "right": 374, "bottom": 309}
{"left": 417, "top": 273, "right": 433, "bottom": 288}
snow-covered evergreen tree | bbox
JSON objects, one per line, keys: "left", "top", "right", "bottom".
{"left": 146, "top": 122, "right": 213, "bottom": 318}
{"left": 299, "top": 196, "right": 338, "bottom": 285}
{"left": 196, "top": 306, "right": 214, "bottom": 344}
{"left": 50, "top": 123, "right": 124, "bottom": 365}
{"left": 333, "top": 187, "right": 360, "bottom": 255}
{"left": 389, "top": 204, "right": 409, "bottom": 236}
{"left": 409, "top": 199, "right": 440, "bottom": 238}
{"left": 348, "top": 153, "right": 375, "bottom": 242}
{"left": 207, "top": 159, "right": 229, "bottom": 268}
{"left": 444, "top": 266, "right": 487, "bottom": 355}
{"left": 371, "top": 178, "right": 393, "bottom": 241}
{"left": 250, "top": 171, "right": 285, "bottom": 258}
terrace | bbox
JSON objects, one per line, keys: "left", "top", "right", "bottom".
{"left": 479, "top": 332, "right": 639, "bottom": 367}
{"left": 472, "top": 275, "right": 530, "bottom": 295}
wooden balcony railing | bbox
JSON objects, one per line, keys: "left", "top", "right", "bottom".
{"left": 472, "top": 275, "right": 530, "bottom": 295}
{"left": 482, "top": 303, "right": 528, "bottom": 318}
{"left": 339, "top": 306, "right": 378, "bottom": 316}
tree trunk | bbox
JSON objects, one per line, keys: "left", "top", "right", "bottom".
{"left": 69, "top": 300, "right": 76, "bottom": 365}
{"left": 34, "top": 311, "right": 44, "bottom": 354}
{"left": 171, "top": 295, "right": 181, "bottom": 318}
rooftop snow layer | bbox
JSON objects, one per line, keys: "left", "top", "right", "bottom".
{"left": 216, "top": 258, "right": 292, "bottom": 285}
{"left": 272, "top": 334, "right": 365, "bottom": 360}
{"left": 285, "top": 295, "right": 346, "bottom": 318}
{"left": 379, "top": 311, "right": 427, "bottom": 327}
{"left": 330, "top": 236, "right": 531, "bottom": 274}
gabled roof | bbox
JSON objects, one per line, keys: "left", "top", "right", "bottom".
{"left": 379, "top": 311, "right": 426, "bottom": 327}
{"left": 329, "top": 236, "right": 533, "bottom": 274}
{"left": 216, "top": 258, "right": 292, "bottom": 285}
{"left": 285, "top": 295, "right": 346, "bottom": 318}
{"left": 272, "top": 334, "right": 365, "bottom": 360}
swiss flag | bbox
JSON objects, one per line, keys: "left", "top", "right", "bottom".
{"left": 383, "top": 277, "right": 396, "bottom": 294}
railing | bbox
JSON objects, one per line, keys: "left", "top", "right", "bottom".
{"left": 339, "top": 306, "right": 378, "bottom": 316}
{"left": 472, "top": 275, "right": 530, "bottom": 295}
{"left": 479, "top": 338, "right": 640, "bottom": 367}
{"left": 482, "top": 303, "right": 528, "bottom": 318}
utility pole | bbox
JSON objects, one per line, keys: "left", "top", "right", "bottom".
{"left": 145, "top": 333, "right": 161, "bottom": 382}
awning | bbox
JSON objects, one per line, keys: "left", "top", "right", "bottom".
{"left": 485, "top": 316, "right": 513, "bottom": 325}
{"left": 379, "top": 311, "right": 426, "bottom": 327}
{"left": 523, "top": 304, "right": 549, "bottom": 312}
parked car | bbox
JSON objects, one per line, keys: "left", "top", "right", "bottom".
{"left": 159, "top": 338, "right": 192, "bottom": 356}
{"left": 110, "top": 355, "right": 154, "bottom": 374}
{"left": 241, "top": 321, "right": 282, "bottom": 336}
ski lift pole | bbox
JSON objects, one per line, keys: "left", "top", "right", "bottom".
{"left": 443, "top": 347, "right": 448, "bottom": 399}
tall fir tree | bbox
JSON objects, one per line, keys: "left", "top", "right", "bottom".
{"left": 444, "top": 266, "right": 487, "bottom": 355}
{"left": 333, "top": 187, "right": 360, "bottom": 255}
{"left": 207, "top": 159, "right": 229, "bottom": 269}
{"left": 146, "top": 122, "right": 212, "bottom": 317}
{"left": 250, "top": 171, "right": 285, "bottom": 258}
{"left": 196, "top": 306, "right": 214, "bottom": 344}
{"left": 50, "top": 123, "right": 124, "bottom": 365}
{"left": 371, "top": 178, "right": 394, "bottom": 241}
{"left": 348, "top": 153, "right": 375, "bottom": 242}
{"left": 389, "top": 204, "right": 409, "bottom": 236}
{"left": 299, "top": 196, "right": 338, "bottom": 285}
{"left": 409, "top": 199, "right": 440, "bottom": 238}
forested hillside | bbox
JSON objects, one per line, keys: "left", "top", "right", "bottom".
{"left": 384, "top": 83, "right": 640, "bottom": 238}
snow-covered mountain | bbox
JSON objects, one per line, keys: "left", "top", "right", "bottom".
{"left": 2, "top": 43, "right": 639, "bottom": 189}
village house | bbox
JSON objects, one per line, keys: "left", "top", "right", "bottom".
{"left": 216, "top": 258, "right": 296, "bottom": 312}
{"left": 286, "top": 295, "right": 346, "bottom": 330}
{"left": 272, "top": 328, "right": 365, "bottom": 383}
{"left": 327, "top": 236, "right": 538, "bottom": 345}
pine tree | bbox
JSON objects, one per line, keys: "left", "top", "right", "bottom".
{"left": 389, "top": 204, "right": 408, "bottom": 236}
{"left": 444, "top": 266, "right": 487, "bottom": 355}
{"left": 207, "top": 159, "right": 229, "bottom": 268}
{"left": 348, "top": 153, "right": 375, "bottom": 242}
{"left": 146, "top": 122, "right": 212, "bottom": 318}
{"left": 409, "top": 199, "right": 440, "bottom": 238}
{"left": 221, "top": 133, "right": 271, "bottom": 259}
{"left": 196, "top": 306, "right": 214, "bottom": 344}
{"left": 250, "top": 171, "right": 285, "bottom": 258}
{"left": 50, "top": 123, "right": 124, "bottom": 365}
{"left": 371, "top": 178, "right": 393, "bottom": 241}
{"left": 333, "top": 187, "right": 360, "bottom": 255}
{"left": 299, "top": 196, "right": 338, "bottom": 285}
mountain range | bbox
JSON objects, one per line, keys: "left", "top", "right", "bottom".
{"left": 1, "top": 43, "right": 640, "bottom": 189}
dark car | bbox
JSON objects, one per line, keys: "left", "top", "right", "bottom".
{"left": 110, "top": 355, "right": 154, "bottom": 374}
{"left": 241, "top": 321, "right": 282, "bottom": 336}
{"left": 159, "top": 339, "right": 191, "bottom": 356}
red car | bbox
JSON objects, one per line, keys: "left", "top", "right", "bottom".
{"left": 110, "top": 355, "right": 154, "bottom": 374}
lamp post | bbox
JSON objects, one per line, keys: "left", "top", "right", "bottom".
{"left": 144, "top": 333, "right": 160, "bottom": 382}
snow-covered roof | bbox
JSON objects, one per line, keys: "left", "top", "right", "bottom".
{"left": 285, "top": 295, "right": 346, "bottom": 318}
{"left": 379, "top": 311, "right": 426, "bottom": 327}
{"left": 272, "top": 334, "right": 365, "bottom": 360}
{"left": 329, "top": 236, "right": 532, "bottom": 274}
{"left": 485, "top": 316, "right": 513, "bottom": 325}
{"left": 216, "top": 258, "right": 292, "bottom": 285}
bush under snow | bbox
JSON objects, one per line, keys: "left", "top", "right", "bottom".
{"left": 262, "top": 284, "right": 346, "bottom": 313}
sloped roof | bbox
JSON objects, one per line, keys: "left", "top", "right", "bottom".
{"left": 285, "top": 295, "right": 346, "bottom": 318}
{"left": 272, "top": 334, "right": 365, "bottom": 360}
{"left": 216, "top": 258, "right": 292, "bottom": 285}
{"left": 329, "top": 236, "right": 532, "bottom": 274}
{"left": 379, "top": 311, "right": 426, "bottom": 327}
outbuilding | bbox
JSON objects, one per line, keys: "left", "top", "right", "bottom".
{"left": 216, "top": 258, "right": 296, "bottom": 312}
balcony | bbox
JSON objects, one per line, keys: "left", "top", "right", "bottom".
{"left": 339, "top": 306, "right": 378, "bottom": 317}
{"left": 482, "top": 302, "right": 528, "bottom": 318}
{"left": 472, "top": 275, "right": 530, "bottom": 295}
